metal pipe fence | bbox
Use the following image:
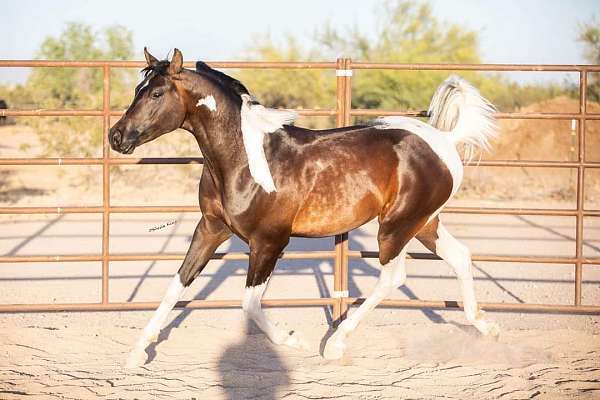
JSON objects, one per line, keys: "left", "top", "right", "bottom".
{"left": 0, "top": 58, "right": 599, "bottom": 319}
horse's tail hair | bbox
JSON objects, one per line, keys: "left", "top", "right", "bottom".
{"left": 428, "top": 75, "right": 498, "bottom": 161}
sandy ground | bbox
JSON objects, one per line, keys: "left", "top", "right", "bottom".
{"left": 1, "top": 124, "right": 600, "bottom": 399}
{"left": 1, "top": 310, "right": 600, "bottom": 400}
{"left": 1, "top": 212, "right": 599, "bottom": 399}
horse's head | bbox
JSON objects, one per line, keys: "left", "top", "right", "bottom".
{"left": 109, "top": 48, "right": 187, "bottom": 154}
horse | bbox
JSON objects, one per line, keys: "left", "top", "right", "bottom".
{"left": 110, "top": 48, "right": 500, "bottom": 368}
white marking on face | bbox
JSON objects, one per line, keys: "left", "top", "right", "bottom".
{"left": 196, "top": 95, "right": 217, "bottom": 112}
{"left": 139, "top": 78, "right": 151, "bottom": 92}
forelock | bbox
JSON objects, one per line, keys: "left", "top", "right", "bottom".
{"left": 141, "top": 60, "right": 170, "bottom": 77}
{"left": 135, "top": 60, "right": 171, "bottom": 96}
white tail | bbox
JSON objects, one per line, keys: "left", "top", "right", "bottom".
{"left": 428, "top": 75, "right": 498, "bottom": 161}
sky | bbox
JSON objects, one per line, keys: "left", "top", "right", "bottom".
{"left": 1, "top": 0, "right": 599, "bottom": 85}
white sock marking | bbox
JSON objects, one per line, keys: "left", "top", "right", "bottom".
{"left": 434, "top": 222, "right": 498, "bottom": 336}
{"left": 341, "top": 247, "right": 407, "bottom": 334}
{"left": 242, "top": 281, "right": 289, "bottom": 344}
{"left": 325, "top": 247, "right": 408, "bottom": 359}
{"left": 434, "top": 223, "right": 477, "bottom": 317}
{"left": 196, "top": 95, "right": 217, "bottom": 112}
{"left": 135, "top": 273, "right": 186, "bottom": 349}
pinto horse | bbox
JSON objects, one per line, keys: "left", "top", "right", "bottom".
{"left": 110, "top": 48, "right": 500, "bottom": 368}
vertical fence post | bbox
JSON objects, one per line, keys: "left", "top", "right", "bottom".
{"left": 575, "top": 69, "right": 587, "bottom": 306}
{"left": 338, "top": 58, "right": 352, "bottom": 320}
{"left": 333, "top": 58, "right": 346, "bottom": 324}
{"left": 101, "top": 64, "right": 111, "bottom": 304}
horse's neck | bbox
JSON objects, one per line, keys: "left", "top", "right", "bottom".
{"left": 186, "top": 104, "right": 246, "bottom": 187}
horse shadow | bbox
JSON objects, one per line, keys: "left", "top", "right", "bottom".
{"left": 216, "top": 319, "right": 291, "bottom": 400}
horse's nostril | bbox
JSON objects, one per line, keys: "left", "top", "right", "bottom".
{"left": 111, "top": 129, "right": 122, "bottom": 146}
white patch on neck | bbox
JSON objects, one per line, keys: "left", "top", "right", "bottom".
{"left": 239, "top": 94, "right": 297, "bottom": 193}
{"left": 196, "top": 95, "right": 217, "bottom": 112}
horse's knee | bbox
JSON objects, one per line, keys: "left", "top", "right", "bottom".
{"left": 177, "top": 265, "right": 198, "bottom": 287}
{"left": 378, "top": 243, "right": 404, "bottom": 266}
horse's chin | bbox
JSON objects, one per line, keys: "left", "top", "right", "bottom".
{"left": 122, "top": 143, "right": 136, "bottom": 154}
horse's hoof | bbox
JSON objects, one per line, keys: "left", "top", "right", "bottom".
{"left": 486, "top": 321, "right": 501, "bottom": 340}
{"left": 284, "top": 331, "right": 309, "bottom": 351}
{"left": 323, "top": 337, "right": 345, "bottom": 360}
{"left": 124, "top": 349, "right": 147, "bottom": 369}
{"left": 476, "top": 318, "right": 500, "bottom": 341}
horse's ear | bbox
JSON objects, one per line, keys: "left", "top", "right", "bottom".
{"left": 144, "top": 47, "right": 159, "bottom": 67}
{"left": 169, "top": 48, "right": 183, "bottom": 74}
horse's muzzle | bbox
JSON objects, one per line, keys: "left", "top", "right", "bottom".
{"left": 109, "top": 127, "right": 136, "bottom": 154}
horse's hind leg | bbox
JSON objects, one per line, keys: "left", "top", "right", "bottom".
{"left": 125, "top": 216, "right": 231, "bottom": 368}
{"left": 416, "top": 217, "right": 500, "bottom": 337}
{"left": 323, "top": 216, "right": 425, "bottom": 360}
{"left": 323, "top": 246, "right": 408, "bottom": 360}
{"left": 243, "top": 237, "right": 307, "bottom": 350}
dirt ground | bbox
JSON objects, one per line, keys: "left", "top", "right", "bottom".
{"left": 1, "top": 212, "right": 599, "bottom": 399}
{"left": 1, "top": 309, "right": 600, "bottom": 400}
{"left": 1, "top": 106, "right": 600, "bottom": 399}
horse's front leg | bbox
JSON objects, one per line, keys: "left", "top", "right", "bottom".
{"left": 125, "top": 215, "right": 231, "bottom": 368}
{"left": 242, "top": 237, "right": 308, "bottom": 350}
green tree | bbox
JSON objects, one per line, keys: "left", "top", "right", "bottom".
{"left": 29, "top": 22, "right": 134, "bottom": 109}
{"left": 235, "top": 34, "right": 337, "bottom": 122}
{"left": 238, "top": 1, "right": 482, "bottom": 115}
{"left": 317, "top": 0, "right": 481, "bottom": 111}
{"left": 578, "top": 18, "right": 600, "bottom": 101}
{"left": 238, "top": 0, "right": 565, "bottom": 118}
{"left": 25, "top": 22, "right": 135, "bottom": 156}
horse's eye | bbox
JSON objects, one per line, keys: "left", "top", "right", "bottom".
{"left": 152, "top": 91, "right": 163, "bottom": 99}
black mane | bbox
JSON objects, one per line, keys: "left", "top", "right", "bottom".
{"left": 136, "top": 58, "right": 254, "bottom": 103}
{"left": 194, "top": 61, "right": 250, "bottom": 98}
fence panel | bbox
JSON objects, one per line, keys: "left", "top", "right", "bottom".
{"left": 1, "top": 59, "right": 599, "bottom": 318}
